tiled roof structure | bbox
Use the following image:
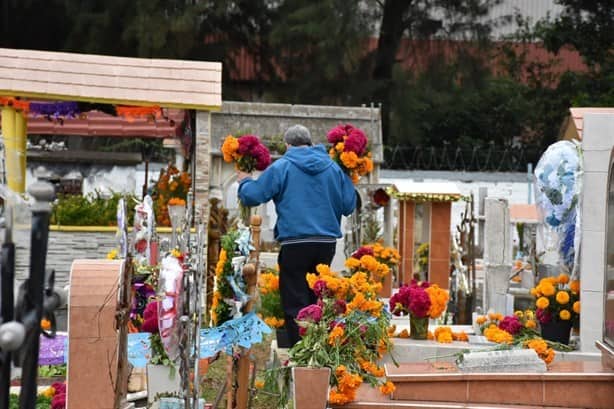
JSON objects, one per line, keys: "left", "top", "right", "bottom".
{"left": 0, "top": 47, "right": 222, "bottom": 110}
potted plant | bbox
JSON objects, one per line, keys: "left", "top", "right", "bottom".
{"left": 141, "top": 301, "right": 180, "bottom": 404}
{"left": 267, "top": 261, "right": 396, "bottom": 408}
{"left": 389, "top": 280, "right": 449, "bottom": 339}
{"left": 531, "top": 273, "right": 581, "bottom": 345}
{"left": 258, "top": 266, "right": 290, "bottom": 347}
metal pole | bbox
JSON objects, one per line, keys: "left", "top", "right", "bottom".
{"left": 18, "top": 181, "right": 54, "bottom": 409}
{"left": 0, "top": 206, "right": 15, "bottom": 409}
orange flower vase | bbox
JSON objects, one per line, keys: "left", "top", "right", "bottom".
{"left": 292, "top": 367, "right": 330, "bottom": 409}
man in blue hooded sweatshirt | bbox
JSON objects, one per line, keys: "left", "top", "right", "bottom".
{"left": 237, "top": 124, "right": 356, "bottom": 346}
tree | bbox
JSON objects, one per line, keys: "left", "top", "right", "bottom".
{"left": 370, "top": 0, "right": 502, "bottom": 142}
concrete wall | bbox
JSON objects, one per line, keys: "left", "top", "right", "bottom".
{"left": 580, "top": 113, "right": 614, "bottom": 352}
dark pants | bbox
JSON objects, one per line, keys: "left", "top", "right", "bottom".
{"left": 278, "top": 241, "right": 336, "bottom": 347}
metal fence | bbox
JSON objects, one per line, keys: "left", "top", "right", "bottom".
{"left": 383, "top": 144, "right": 543, "bottom": 172}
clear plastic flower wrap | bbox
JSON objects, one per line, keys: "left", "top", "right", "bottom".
{"left": 534, "top": 140, "right": 582, "bottom": 271}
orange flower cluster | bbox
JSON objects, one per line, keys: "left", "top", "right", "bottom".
{"left": 425, "top": 285, "right": 448, "bottom": 319}
{"left": 153, "top": 164, "right": 191, "bottom": 226}
{"left": 531, "top": 273, "right": 580, "bottom": 325}
{"left": 330, "top": 144, "right": 374, "bottom": 184}
{"left": 329, "top": 365, "right": 363, "bottom": 405}
{"left": 525, "top": 338, "right": 555, "bottom": 364}
{"left": 370, "top": 242, "right": 400, "bottom": 267}
{"left": 483, "top": 324, "right": 514, "bottom": 344}
{"left": 345, "top": 254, "right": 390, "bottom": 283}
{"left": 258, "top": 267, "right": 285, "bottom": 329}
{"left": 258, "top": 271, "right": 279, "bottom": 295}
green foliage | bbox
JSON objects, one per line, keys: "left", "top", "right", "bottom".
{"left": 9, "top": 394, "right": 52, "bottom": 409}
{"left": 51, "top": 192, "right": 137, "bottom": 226}
{"left": 149, "top": 333, "right": 175, "bottom": 372}
{"left": 38, "top": 364, "right": 67, "bottom": 378}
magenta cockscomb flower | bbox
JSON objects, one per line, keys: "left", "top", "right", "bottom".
{"left": 312, "top": 279, "right": 329, "bottom": 298}
{"left": 536, "top": 308, "right": 552, "bottom": 324}
{"left": 297, "top": 304, "right": 323, "bottom": 323}
{"left": 344, "top": 128, "right": 368, "bottom": 156}
{"left": 498, "top": 315, "right": 523, "bottom": 335}
{"left": 351, "top": 246, "right": 374, "bottom": 259}
{"left": 327, "top": 124, "right": 354, "bottom": 144}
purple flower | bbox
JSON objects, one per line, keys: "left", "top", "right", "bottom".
{"left": 297, "top": 304, "right": 323, "bottom": 323}
{"left": 536, "top": 308, "right": 552, "bottom": 324}
{"left": 498, "top": 315, "right": 522, "bottom": 335}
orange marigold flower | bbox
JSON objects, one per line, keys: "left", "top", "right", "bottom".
{"left": 541, "top": 282, "right": 556, "bottom": 297}
{"left": 555, "top": 290, "right": 570, "bottom": 305}
{"left": 398, "top": 329, "right": 409, "bottom": 338}
{"left": 340, "top": 151, "right": 359, "bottom": 169}
{"left": 559, "top": 309, "right": 571, "bottom": 320}
{"left": 525, "top": 319, "right": 537, "bottom": 329}
{"left": 328, "top": 325, "right": 345, "bottom": 345}
{"left": 573, "top": 301, "right": 580, "bottom": 314}
{"left": 379, "top": 381, "right": 395, "bottom": 395}
{"left": 221, "top": 135, "right": 240, "bottom": 162}
{"left": 476, "top": 315, "right": 487, "bottom": 325}
{"left": 569, "top": 280, "right": 580, "bottom": 294}
{"left": 536, "top": 296, "right": 550, "bottom": 310}
{"left": 558, "top": 273, "right": 569, "bottom": 284}
{"left": 40, "top": 318, "right": 52, "bottom": 331}
{"left": 254, "top": 380, "right": 264, "bottom": 389}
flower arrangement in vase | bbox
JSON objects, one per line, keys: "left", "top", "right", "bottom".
{"left": 289, "top": 263, "right": 396, "bottom": 405}
{"left": 152, "top": 164, "right": 191, "bottom": 227}
{"left": 530, "top": 273, "right": 580, "bottom": 344}
{"left": 326, "top": 124, "right": 373, "bottom": 184}
{"left": 389, "top": 280, "right": 449, "bottom": 339}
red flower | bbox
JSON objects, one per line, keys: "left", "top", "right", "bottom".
{"left": 352, "top": 246, "right": 374, "bottom": 259}
{"left": 141, "top": 301, "right": 159, "bottom": 333}
{"left": 297, "top": 304, "right": 323, "bottom": 323}
{"left": 372, "top": 188, "right": 390, "bottom": 207}
{"left": 327, "top": 124, "right": 354, "bottom": 144}
{"left": 536, "top": 308, "right": 552, "bottom": 324}
{"left": 344, "top": 128, "right": 368, "bottom": 156}
{"left": 312, "top": 280, "right": 329, "bottom": 298}
{"left": 498, "top": 315, "right": 522, "bottom": 335}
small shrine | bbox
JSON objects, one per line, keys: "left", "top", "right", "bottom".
{"left": 387, "top": 180, "right": 462, "bottom": 289}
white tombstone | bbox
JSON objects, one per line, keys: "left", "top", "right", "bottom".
{"left": 483, "top": 198, "right": 513, "bottom": 314}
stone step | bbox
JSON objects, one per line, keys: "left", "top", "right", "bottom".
{"left": 332, "top": 360, "right": 614, "bottom": 409}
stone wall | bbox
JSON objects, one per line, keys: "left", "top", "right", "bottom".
{"left": 209, "top": 101, "right": 383, "bottom": 192}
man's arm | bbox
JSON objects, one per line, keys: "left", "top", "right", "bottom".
{"left": 237, "top": 167, "right": 281, "bottom": 206}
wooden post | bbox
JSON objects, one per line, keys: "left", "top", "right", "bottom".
{"left": 235, "top": 215, "right": 261, "bottom": 409}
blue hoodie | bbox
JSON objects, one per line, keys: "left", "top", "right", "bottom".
{"left": 238, "top": 144, "right": 356, "bottom": 243}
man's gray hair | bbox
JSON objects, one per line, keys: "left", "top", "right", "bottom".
{"left": 283, "top": 124, "right": 312, "bottom": 146}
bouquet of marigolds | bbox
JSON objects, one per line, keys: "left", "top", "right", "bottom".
{"left": 531, "top": 273, "right": 580, "bottom": 327}
{"left": 258, "top": 266, "right": 285, "bottom": 329}
{"left": 221, "top": 133, "right": 272, "bottom": 172}
{"left": 475, "top": 310, "right": 573, "bottom": 364}
{"left": 291, "top": 263, "right": 395, "bottom": 405}
{"left": 152, "top": 164, "right": 191, "bottom": 226}
{"left": 327, "top": 124, "right": 374, "bottom": 184}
